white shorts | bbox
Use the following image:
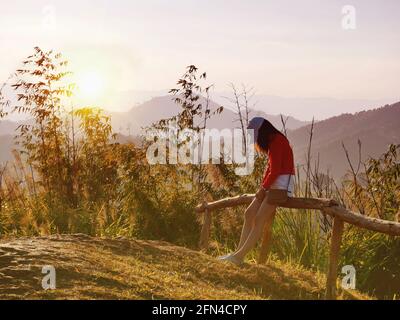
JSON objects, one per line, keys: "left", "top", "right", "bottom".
{"left": 269, "top": 174, "right": 295, "bottom": 197}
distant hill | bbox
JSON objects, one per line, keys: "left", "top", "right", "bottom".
{"left": 2, "top": 98, "right": 399, "bottom": 181}
{"left": 110, "top": 95, "right": 309, "bottom": 136}
{"left": 0, "top": 135, "right": 14, "bottom": 164}
{"left": 288, "top": 102, "right": 400, "bottom": 179}
{"left": 84, "top": 89, "right": 392, "bottom": 122}
{"left": 0, "top": 95, "right": 307, "bottom": 163}
{"left": 0, "top": 120, "right": 18, "bottom": 136}
{"left": 246, "top": 95, "right": 393, "bottom": 121}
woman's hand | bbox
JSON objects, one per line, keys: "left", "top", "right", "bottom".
{"left": 255, "top": 187, "right": 266, "bottom": 201}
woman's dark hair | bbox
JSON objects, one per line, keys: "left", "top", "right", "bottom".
{"left": 256, "top": 119, "right": 284, "bottom": 153}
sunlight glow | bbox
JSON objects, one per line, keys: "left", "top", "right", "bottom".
{"left": 76, "top": 71, "right": 106, "bottom": 102}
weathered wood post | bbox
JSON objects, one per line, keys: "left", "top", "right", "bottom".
{"left": 258, "top": 210, "right": 277, "bottom": 264}
{"left": 199, "top": 208, "right": 212, "bottom": 250}
{"left": 325, "top": 215, "right": 345, "bottom": 300}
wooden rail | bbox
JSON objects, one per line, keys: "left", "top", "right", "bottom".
{"left": 196, "top": 194, "right": 400, "bottom": 300}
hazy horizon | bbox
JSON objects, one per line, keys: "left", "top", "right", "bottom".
{"left": 1, "top": 88, "right": 397, "bottom": 123}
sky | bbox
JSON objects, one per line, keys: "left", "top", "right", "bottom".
{"left": 0, "top": 0, "right": 399, "bottom": 117}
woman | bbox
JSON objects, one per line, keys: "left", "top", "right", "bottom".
{"left": 219, "top": 117, "right": 295, "bottom": 265}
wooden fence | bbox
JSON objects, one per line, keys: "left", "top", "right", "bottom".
{"left": 195, "top": 194, "right": 400, "bottom": 299}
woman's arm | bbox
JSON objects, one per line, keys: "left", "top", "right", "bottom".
{"left": 262, "top": 138, "right": 283, "bottom": 189}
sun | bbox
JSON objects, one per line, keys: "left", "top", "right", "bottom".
{"left": 75, "top": 70, "right": 107, "bottom": 105}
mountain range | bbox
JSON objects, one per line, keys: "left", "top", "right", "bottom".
{"left": 1, "top": 95, "right": 399, "bottom": 179}
{"left": 90, "top": 88, "right": 395, "bottom": 121}
{"left": 288, "top": 102, "right": 400, "bottom": 179}
{"left": 109, "top": 95, "right": 308, "bottom": 135}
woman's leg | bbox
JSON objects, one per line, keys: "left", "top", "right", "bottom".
{"left": 232, "top": 198, "right": 277, "bottom": 262}
{"left": 236, "top": 198, "right": 262, "bottom": 250}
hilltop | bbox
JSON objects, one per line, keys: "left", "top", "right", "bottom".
{"left": 0, "top": 234, "right": 368, "bottom": 300}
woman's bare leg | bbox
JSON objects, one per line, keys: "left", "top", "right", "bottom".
{"left": 236, "top": 198, "right": 262, "bottom": 250}
{"left": 232, "top": 198, "right": 277, "bottom": 262}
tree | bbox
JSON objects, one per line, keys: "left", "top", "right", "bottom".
{"left": 10, "top": 47, "right": 73, "bottom": 199}
{"left": 154, "top": 65, "right": 223, "bottom": 195}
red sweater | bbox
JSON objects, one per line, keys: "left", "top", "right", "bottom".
{"left": 262, "top": 133, "right": 295, "bottom": 189}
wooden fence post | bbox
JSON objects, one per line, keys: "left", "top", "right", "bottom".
{"left": 325, "top": 215, "right": 345, "bottom": 300}
{"left": 258, "top": 210, "right": 277, "bottom": 264}
{"left": 199, "top": 209, "right": 212, "bottom": 250}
